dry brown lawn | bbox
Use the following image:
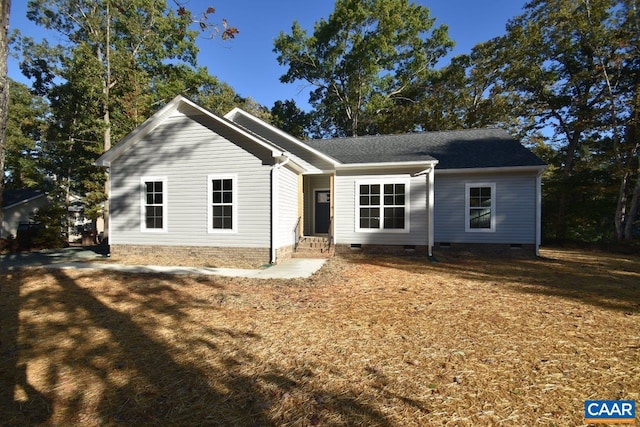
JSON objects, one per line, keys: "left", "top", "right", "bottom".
{"left": 1, "top": 248, "right": 639, "bottom": 426}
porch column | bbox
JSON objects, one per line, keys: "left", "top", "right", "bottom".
{"left": 298, "top": 174, "right": 304, "bottom": 238}
{"left": 330, "top": 173, "right": 335, "bottom": 242}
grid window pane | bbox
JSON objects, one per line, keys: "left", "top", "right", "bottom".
{"left": 211, "top": 178, "right": 233, "bottom": 230}
{"left": 468, "top": 186, "right": 492, "bottom": 229}
{"left": 384, "top": 184, "right": 405, "bottom": 206}
{"left": 359, "top": 184, "right": 380, "bottom": 206}
{"left": 359, "top": 183, "right": 407, "bottom": 230}
{"left": 470, "top": 208, "right": 491, "bottom": 228}
{"left": 359, "top": 207, "right": 380, "bottom": 229}
{"left": 384, "top": 207, "right": 405, "bottom": 229}
{"left": 144, "top": 181, "right": 164, "bottom": 229}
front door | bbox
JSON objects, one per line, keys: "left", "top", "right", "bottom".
{"left": 314, "top": 190, "right": 330, "bottom": 234}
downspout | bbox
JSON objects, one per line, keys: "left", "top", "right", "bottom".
{"left": 271, "top": 154, "right": 291, "bottom": 264}
{"left": 412, "top": 164, "right": 437, "bottom": 259}
{"left": 428, "top": 166, "right": 435, "bottom": 259}
{"left": 536, "top": 169, "right": 544, "bottom": 257}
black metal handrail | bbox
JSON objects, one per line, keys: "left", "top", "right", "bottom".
{"left": 293, "top": 216, "right": 302, "bottom": 252}
{"left": 325, "top": 216, "right": 333, "bottom": 253}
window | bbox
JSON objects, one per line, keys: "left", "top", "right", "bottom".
{"left": 208, "top": 174, "right": 237, "bottom": 233}
{"left": 141, "top": 177, "right": 167, "bottom": 232}
{"left": 466, "top": 183, "right": 495, "bottom": 232}
{"left": 356, "top": 180, "right": 409, "bottom": 232}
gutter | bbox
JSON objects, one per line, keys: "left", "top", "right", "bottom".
{"left": 435, "top": 165, "right": 547, "bottom": 175}
{"left": 271, "top": 153, "right": 292, "bottom": 264}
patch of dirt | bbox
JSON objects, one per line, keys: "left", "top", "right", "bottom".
{"left": 1, "top": 248, "right": 639, "bottom": 426}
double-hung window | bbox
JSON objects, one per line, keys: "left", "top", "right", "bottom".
{"left": 357, "top": 180, "right": 409, "bottom": 232}
{"left": 141, "top": 177, "right": 167, "bottom": 232}
{"left": 466, "top": 183, "right": 496, "bottom": 232}
{"left": 208, "top": 174, "right": 236, "bottom": 233}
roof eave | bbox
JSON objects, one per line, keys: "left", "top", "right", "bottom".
{"left": 3, "top": 193, "right": 47, "bottom": 210}
{"left": 335, "top": 160, "right": 439, "bottom": 171}
{"left": 435, "top": 165, "right": 547, "bottom": 175}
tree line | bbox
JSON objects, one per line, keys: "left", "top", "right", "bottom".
{"left": 2, "top": 0, "right": 639, "bottom": 245}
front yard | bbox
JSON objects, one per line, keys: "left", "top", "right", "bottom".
{"left": 1, "top": 248, "right": 639, "bottom": 426}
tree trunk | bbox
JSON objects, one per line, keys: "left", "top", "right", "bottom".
{"left": 102, "top": 0, "right": 112, "bottom": 243}
{"left": 624, "top": 171, "right": 640, "bottom": 241}
{"left": 0, "top": 0, "right": 10, "bottom": 238}
{"left": 614, "top": 171, "right": 630, "bottom": 240}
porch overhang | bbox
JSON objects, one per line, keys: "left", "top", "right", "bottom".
{"left": 334, "top": 160, "right": 439, "bottom": 172}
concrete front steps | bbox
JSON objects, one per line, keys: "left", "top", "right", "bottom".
{"left": 292, "top": 236, "right": 334, "bottom": 258}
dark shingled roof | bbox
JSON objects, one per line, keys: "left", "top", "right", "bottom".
{"left": 2, "top": 189, "right": 45, "bottom": 208}
{"left": 304, "top": 128, "right": 546, "bottom": 169}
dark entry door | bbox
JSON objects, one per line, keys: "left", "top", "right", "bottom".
{"left": 314, "top": 190, "right": 330, "bottom": 234}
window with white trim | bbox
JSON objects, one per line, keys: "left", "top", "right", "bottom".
{"left": 466, "top": 183, "right": 495, "bottom": 232}
{"left": 208, "top": 174, "right": 237, "bottom": 233}
{"left": 356, "top": 180, "right": 409, "bottom": 232}
{"left": 141, "top": 177, "right": 167, "bottom": 232}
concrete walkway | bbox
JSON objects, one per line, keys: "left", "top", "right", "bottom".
{"left": 43, "top": 258, "right": 327, "bottom": 279}
{"left": 1, "top": 246, "right": 326, "bottom": 279}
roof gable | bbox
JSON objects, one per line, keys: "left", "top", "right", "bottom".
{"left": 2, "top": 189, "right": 46, "bottom": 209}
{"left": 305, "top": 129, "right": 546, "bottom": 170}
{"left": 96, "top": 96, "right": 290, "bottom": 167}
{"left": 224, "top": 108, "right": 338, "bottom": 170}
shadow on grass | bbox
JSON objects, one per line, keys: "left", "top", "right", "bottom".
{"left": 0, "top": 268, "right": 391, "bottom": 426}
{"left": 0, "top": 270, "right": 52, "bottom": 425}
{"left": 343, "top": 247, "right": 640, "bottom": 313}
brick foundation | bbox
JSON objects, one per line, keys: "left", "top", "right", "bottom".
{"left": 275, "top": 245, "right": 294, "bottom": 263}
{"left": 335, "top": 244, "right": 430, "bottom": 256}
{"left": 110, "top": 244, "right": 272, "bottom": 268}
{"left": 334, "top": 242, "right": 538, "bottom": 258}
{"left": 434, "top": 242, "right": 537, "bottom": 257}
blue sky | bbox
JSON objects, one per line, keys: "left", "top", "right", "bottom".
{"left": 8, "top": 0, "right": 527, "bottom": 109}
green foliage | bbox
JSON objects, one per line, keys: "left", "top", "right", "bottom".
{"left": 270, "top": 100, "right": 311, "bottom": 139}
{"left": 469, "top": 0, "right": 640, "bottom": 243}
{"left": 4, "top": 79, "right": 48, "bottom": 189}
{"left": 274, "top": 0, "right": 453, "bottom": 136}
{"left": 31, "top": 202, "right": 68, "bottom": 249}
{"left": 13, "top": 0, "right": 250, "bottom": 230}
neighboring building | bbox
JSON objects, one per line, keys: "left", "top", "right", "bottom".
{"left": 67, "top": 194, "right": 105, "bottom": 244}
{"left": 96, "top": 95, "right": 546, "bottom": 266}
{"left": 1, "top": 189, "right": 48, "bottom": 239}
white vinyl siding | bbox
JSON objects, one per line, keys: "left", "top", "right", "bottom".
{"left": 434, "top": 173, "right": 537, "bottom": 244}
{"left": 110, "top": 110, "right": 272, "bottom": 248}
{"left": 277, "top": 165, "right": 300, "bottom": 249}
{"left": 140, "top": 177, "right": 167, "bottom": 232}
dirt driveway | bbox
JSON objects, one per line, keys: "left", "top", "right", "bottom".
{"left": 0, "top": 245, "right": 109, "bottom": 270}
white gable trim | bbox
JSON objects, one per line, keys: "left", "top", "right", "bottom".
{"left": 225, "top": 107, "right": 340, "bottom": 167}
